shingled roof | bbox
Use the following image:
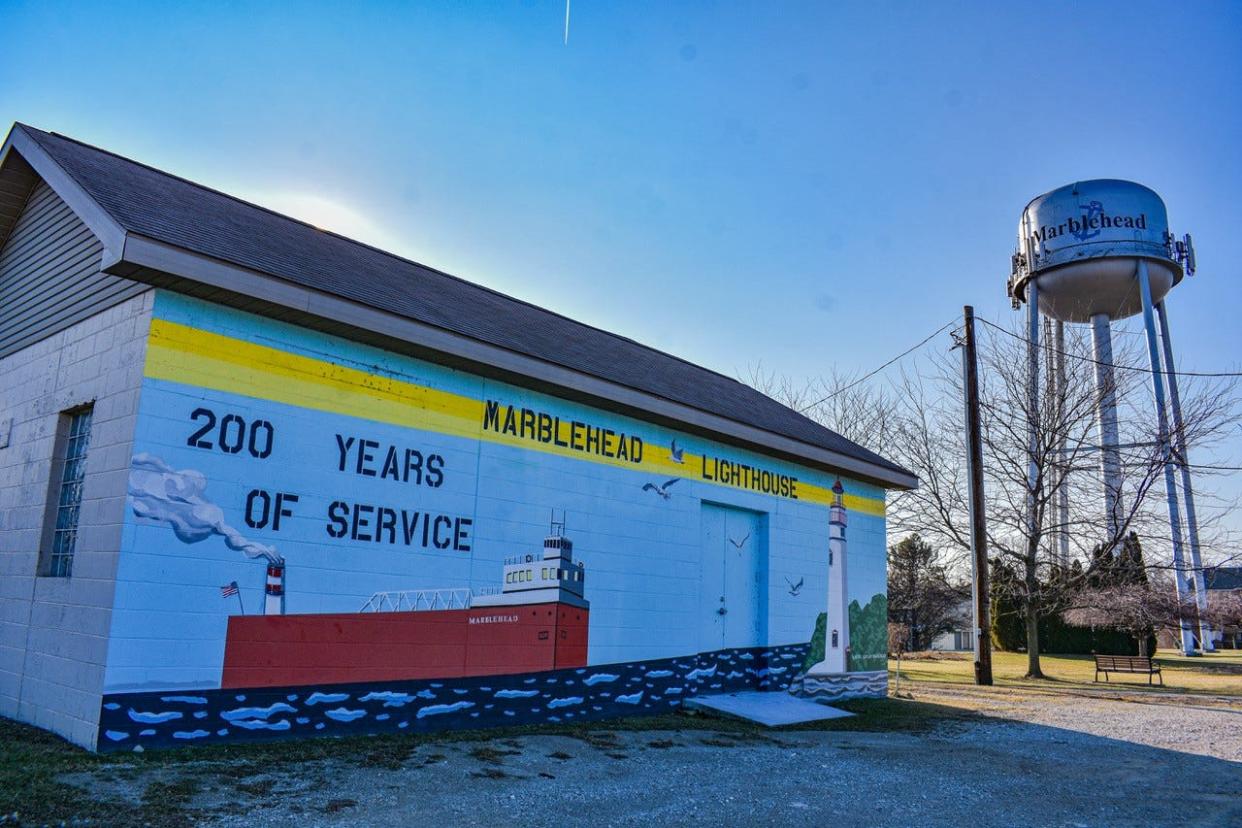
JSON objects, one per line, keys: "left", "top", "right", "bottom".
{"left": 9, "top": 124, "right": 915, "bottom": 487}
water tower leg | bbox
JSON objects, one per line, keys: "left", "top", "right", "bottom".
{"left": 1156, "top": 301, "right": 1213, "bottom": 652}
{"left": 1090, "top": 313, "right": 1124, "bottom": 545}
{"left": 1026, "top": 282, "right": 1041, "bottom": 547}
{"left": 1137, "top": 260, "right": 1195, "bottom": 656}
{"left": 1055, "top": 320, "right": 1070, "bottom": 569}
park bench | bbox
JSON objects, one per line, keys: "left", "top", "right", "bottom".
{"left": 1093, "top": 653, "right": 1162, "bottom": 685}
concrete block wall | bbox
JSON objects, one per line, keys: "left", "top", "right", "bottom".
{"left": 0, "top": 291, "right": 153, "bottom": 748}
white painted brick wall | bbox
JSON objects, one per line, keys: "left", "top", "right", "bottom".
{"left": 0, "top": 291, "right": 153, "bottom": 749}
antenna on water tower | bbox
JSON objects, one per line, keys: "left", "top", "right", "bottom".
{"left": 1008, "top": 180, "right": 1209, "bottom": 656}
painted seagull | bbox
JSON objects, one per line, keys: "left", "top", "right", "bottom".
{"left": 669, "top": 439, "right": 684, "bottom": 464}
{"left": 642, "top": 478, "right": 680, "bottom": 500}
{"left": 785, "top": 576, "right": 804, "bottom": 597}
{"left": 728, "top": 532, "right": 750, "bottom": 549}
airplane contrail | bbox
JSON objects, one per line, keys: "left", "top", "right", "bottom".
{"left": 564, "top": 0, "right": 571, "bottom": 45}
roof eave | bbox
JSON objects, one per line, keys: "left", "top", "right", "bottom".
{"left": 3, "top": 124, "right": 128, "bottom": 259}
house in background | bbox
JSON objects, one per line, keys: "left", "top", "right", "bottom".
{"left": 1205, "top": 566, "right": 1242, "bottom": 649}
{"left": 928, "top": 599, "right": 974, "bottom": 652}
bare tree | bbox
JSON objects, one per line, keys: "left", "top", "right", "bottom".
{"left": 743, "top": 364, "right": 899, "bottom": 453}
{"left": 1066, "top": 579, "right": 1242, "bottom": 656}
{"left": 744, "top": 317, "right": 1240, "bottom": 678}
{"left": 891, "top": 318, "right": 1239, "bottom": 676}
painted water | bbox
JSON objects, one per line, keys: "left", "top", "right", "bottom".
{"left": 98, "top": 644, "right": 809, "bottom": 751}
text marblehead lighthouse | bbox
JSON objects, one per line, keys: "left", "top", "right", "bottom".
{"left": 811, "top": 479, "right": 849, "bottom": 674}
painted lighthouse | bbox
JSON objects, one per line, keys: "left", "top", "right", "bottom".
{"left": 808, "top": 479, "right": 849, "bottom": 675}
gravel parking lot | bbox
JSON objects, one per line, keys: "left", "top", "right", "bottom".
{"left": 102, "top": 687, "right": 1236, "bottom": 827}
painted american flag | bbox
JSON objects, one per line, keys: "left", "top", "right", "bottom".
{"left": 220, "top": 581, "right": 239, "bottom": 598}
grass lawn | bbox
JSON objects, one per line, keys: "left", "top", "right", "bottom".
{"left": 890, "top": 649, "right": 1242, "bottom": 696}
{"left": 0, "top": 697, "right": 975, "bottom": 827}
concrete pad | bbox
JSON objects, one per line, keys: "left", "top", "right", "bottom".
{"left": 684, "top": 690, "right": 854, "bottom": 727}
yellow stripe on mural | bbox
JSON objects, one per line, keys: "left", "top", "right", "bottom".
{"left": 144, "top": 318, "right": 885, "bottom": 516}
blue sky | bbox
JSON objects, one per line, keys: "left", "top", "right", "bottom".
{"left": 3, "top": 1, "right": 1240, "bottom": 528}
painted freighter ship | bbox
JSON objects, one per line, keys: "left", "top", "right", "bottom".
{"left": 221, "top": 525, "right": 589, "bottom": 689}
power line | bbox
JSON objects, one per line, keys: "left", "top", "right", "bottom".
{"left": 797, "top": 317, "right": 960, "bottom": 412}
{"left": 974, "top": 316, "right": 1242, "bottom": 379}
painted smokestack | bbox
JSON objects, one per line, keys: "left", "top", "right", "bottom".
{"left": 264, "top": 562, "right": 286, "bottom": 615}
{"left": 810, "top": 480, "right": 849, "bottom": 675}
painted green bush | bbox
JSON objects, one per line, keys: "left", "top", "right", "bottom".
{"left": 848, "top": 593, "right": 888, "bottom": 672}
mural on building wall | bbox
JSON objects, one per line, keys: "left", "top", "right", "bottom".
{"left": 98, "top": 291, "right": 889, "bottom": 749}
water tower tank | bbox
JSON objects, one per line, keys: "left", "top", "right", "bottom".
{"left": 1010, "top": 179, "right": 1183, "bottom": 322}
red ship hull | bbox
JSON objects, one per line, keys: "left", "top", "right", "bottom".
{"left": 221, "top": 602, "right": 589, "bottom": 689}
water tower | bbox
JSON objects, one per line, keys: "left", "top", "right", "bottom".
{"left": 1007, "top": 179, "right": 1210, "bottom": 655}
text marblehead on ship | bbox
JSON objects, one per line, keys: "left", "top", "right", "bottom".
{"left": 221, "top": 518, "right": 590, "bottom": 689}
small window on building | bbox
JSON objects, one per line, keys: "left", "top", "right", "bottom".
{"left": 40, "top": 405, "right": 94, "bottom": 578}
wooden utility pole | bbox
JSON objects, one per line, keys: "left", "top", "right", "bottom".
{"left": 962, "top": 305, "right": 994, "bottom": 685}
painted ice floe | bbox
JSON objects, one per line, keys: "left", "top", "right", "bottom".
{"left": 503, "top": 710, "right": 516, "bottom": 717}
{"left": 376, "top": 714, "right": 390, "bottom": 722}
{"left": 453, "top": 688, "right": 469, "bottom": 695}
{"left": 398, "top": 721, "right": 409, "bottom": 729}
{"left": 193, "top": 712, "right": 208, "bottom": 719}
{"left": 235, "top": 695, "right": 246, "bottom": 701}
{"left": 666, "top": 687, "right": 684, "bottom": 695}
{"left": 306, "top": 692, "right": 350, "bottom": 706}
{"left": 755, "top": 667, "right": 786, "bottom": 678}
{"left": 216, "top": 729, "right": 229, "bottom": 736}
{"left": 103, "top": 702, "right": 121, "bottom": 711}
{"left": 104, "top": 730, "right": 129, "bottom": 742}
{"left": 314, "top": 723, "right": 325, "bottom": 730}
{"left": 160, "top": 695, "right": 208, "bottom": 705}
{"left": 547, "top": 715, "right": 562, "bottom": 723}
{"left": 221, "top": 703, "right": 296, "bottom": 722}
{"left": 645, "top": 670, "right": 674, "bottom": 679}
{"left": 494, "top": 689, "right": 539, "bottom": 699}
{"left": 616, "top": 692, "right": 644, "bottom": 705}
{"left": 547, "top": 696, "right": 584, "bottom": 709}
{"left": 232, "top": 718, "right": 291, "bottom": 731}
{"left": 686, "top": 665, "right": 717, "bottom": 681}
{"left": 417, "top": 701, "right": 475, "bottom": 719}
{"left": 173, "top": 730, "right": 210, "bottom": 740}
{"left": 523, "top": 678, "right": 537, "bottom": 684}
{"left": 324, "top": 707, "right": 367, "bottom": 722}
{"left": 127, "top": 709, "right": 182, "bottom": 724}
{"left": 286, "top": 694, "right": 299, "bottom": 701}
{"left": 140, "top": 729, "right": 156, "bottom": 736}
{"left": 417, "top": 689, "right": 436, "bottom": 700}
{"left": 726, "top": 671, "right": 744, "bottom": 679}
{"left": 739, "top": 653, "right": 754, "bottom": 661}
{"left": 359, "top": 691, "right": 416, "bottom": 707}
{"left": 583, "top": 673, "right": 619, "bottom": 686}
{"left": 296, "top": 717, "right": 309, "bottom": 725}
